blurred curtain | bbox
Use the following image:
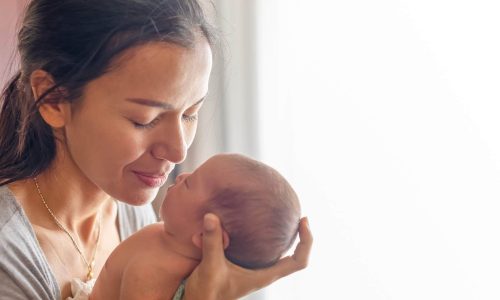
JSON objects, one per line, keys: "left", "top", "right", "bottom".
{"left": 183, "top": 0, "right": 260, "bottom": 166}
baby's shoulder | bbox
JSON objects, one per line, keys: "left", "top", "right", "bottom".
{"left": 127, "top": 222, "right": 165, "bottom": 241}
{"left": 117, "top": 223, "right": 166, "bottom": 254}
{"left": 106, "top": 223, "right": 166, "bottom": 266}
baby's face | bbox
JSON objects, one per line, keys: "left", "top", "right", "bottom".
{"left": 160, "top": 155, "right": 235, "bottom": 245}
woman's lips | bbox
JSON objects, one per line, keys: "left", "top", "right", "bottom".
{"left": 133, "top": 171, "right": 168, "bottom": 188}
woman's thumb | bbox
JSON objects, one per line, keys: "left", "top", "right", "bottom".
{"left": 202, "top": 213, "right": 225, "bottom": 263}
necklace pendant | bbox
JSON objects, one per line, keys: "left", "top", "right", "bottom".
{"left": 87, "top": 270, "right": 93, "bottom": 281}
{"left": 87, "top": 267, "right": 94, "bottom": 281}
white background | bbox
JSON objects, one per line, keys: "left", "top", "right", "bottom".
{"left": 256, "top": 1, "right": 500, "bottom": 299}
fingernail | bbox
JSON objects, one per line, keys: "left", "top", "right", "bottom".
{"left": 303, "top": 216, "right": 310, "bottom": 228}
{"left": 204, "top": 214, "right": 216, "bottom": 231}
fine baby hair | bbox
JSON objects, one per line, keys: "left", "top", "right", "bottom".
{"left": 202, "top": 154, "right": 301, "bottom": 269}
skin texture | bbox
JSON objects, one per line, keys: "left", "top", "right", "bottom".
{"left": 90, "top": 155, "right": 230, "bottom": 300}
{"left": 185, "top": 214, "right": 312, "bottom": 300}
{"left": 9, "top": 38, "right": 212, "bottom": 299}
{"left": 91, "top": 153, "right": 300, "bottom": 300}
{"left": 161, "top": 154, "right": 239, "bottom": 252}
{"left": 90, "top": 222, "right": 199, "bottom": 300}
{"left": 8, "top": 35, "right": 313, "bottom": 300}
{"left": 61, "top": 40, "right": 212, "bottom": 206}
{"left": 90, "top": 155, "right": 239, "bottom": 300}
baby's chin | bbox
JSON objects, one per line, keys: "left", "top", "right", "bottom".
{"left": 159, "top": 202, "right": 171, "bottom": 222}
{"left": 189, "top": 243, "right": 203, "bottom": 261}
{"left": 161, "top": 222, "right": 172, "bottom": 237}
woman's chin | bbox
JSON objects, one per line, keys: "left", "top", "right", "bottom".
{"left": 117, "top": 189, "right": 159, "bottom": 206}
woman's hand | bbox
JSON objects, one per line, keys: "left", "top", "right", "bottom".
{"left": 183, "top": 213, "right": 313, "bottom": 300}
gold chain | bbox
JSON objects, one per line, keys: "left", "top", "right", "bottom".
{"left": 33, "top": 177, "right": 102, "bottom": 281}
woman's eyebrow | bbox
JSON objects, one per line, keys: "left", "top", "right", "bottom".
{"left": 125, "top": 97, "right": 206, "bottom": 110}
{"left": 126, "top": 98, "right": 174, "bottom": 109}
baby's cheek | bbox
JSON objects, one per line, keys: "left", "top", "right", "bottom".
{"left": 159, "top": 198, "right": 169, "bottom": 221}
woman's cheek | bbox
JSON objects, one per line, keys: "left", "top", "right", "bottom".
{"left": 114, "top": 128, "right": 151, "bottom": 160}
{"left": 184, "top": 122, "right": 198, "bottom": 149}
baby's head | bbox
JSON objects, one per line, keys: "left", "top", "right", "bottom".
{"left": 160, "top": 153, "right": 301, "bottom": 269}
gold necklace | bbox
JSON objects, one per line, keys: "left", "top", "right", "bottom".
{"left": 33, "top": 177, "right": 101, "bottom": 281}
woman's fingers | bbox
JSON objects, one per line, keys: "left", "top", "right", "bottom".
{"left": 183, "top": 214, "right": 227, "bottom": 300}
{"left": 256, "top": 217, "right": 314, "bottom": 285}
{"left": 292, "top": 217, "right": 313, "bottom": 268}
{"left": 184, "top": 215, "right": 313, "bottom": 300}
{"left": 201, "top": 213, "right": 226, "bottom": 266}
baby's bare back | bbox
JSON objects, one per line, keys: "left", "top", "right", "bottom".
{"left": 90, "top": 223, "right": 198, "bottom": 300}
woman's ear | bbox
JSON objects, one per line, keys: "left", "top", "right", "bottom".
{"left": 192, "top": 229, "right": 230, "bottom": 250}
{"left": 30, "top": 69, "right": 70, "bottom": 128}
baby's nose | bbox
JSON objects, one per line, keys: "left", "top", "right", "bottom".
{"left": 175, "top": 172, "right": 190, "bottom": 184}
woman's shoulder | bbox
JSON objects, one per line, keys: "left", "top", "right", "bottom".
{"left": 115, "top": 201, "right": 158, "bottom": 240}
{"left": 0, "top": 185, "right": 25, "bottom": 231}
{"left": 0, "top": 185, "right": 60, "bottom": 299}
{"left": 0, "top": 184, "right": 41, "bottom": 257}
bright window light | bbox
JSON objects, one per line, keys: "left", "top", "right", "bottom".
{"left": 256, "top": 1, "right": 500, "bottom": 299}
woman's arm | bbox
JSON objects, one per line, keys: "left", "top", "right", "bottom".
{"left": 183, "top": 214, "right": 313, "bottom": 300}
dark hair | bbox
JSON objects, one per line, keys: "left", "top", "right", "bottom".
{"left": 0, "top": 0, "right": 217, "bottom": 186}
{"left": 203, "top": 154, "right": 301, "bottom": 269}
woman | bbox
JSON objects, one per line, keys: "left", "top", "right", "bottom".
{"left": 0, "top": 0, "right": 312, "bottom": 299}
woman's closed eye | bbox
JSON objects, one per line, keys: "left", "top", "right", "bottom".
{"left": 182, "top": 98, "right": 204, "bottom": 123}
{"left": 131, "top": 111, "right": 198, "bottom": 129}
{"left": 132, "top": 117, "right": 160, "bottom": 129}
{"left": 182, "top": 113, "right": 198, "bottom": 123}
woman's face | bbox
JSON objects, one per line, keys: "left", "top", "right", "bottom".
{"left": 62, "top": 39, "right": 212, "bottom": 205}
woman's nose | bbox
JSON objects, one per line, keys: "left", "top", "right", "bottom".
{"left": 151, "top": 118, "right": 187, "bottom": 164}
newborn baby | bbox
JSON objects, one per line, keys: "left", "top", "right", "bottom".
{"left": 90, "top": 153, "right": 301, "bottom": 299}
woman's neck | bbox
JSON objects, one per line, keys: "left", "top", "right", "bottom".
{"left": 8, "top": 152, "right": 112, "bottom": 242}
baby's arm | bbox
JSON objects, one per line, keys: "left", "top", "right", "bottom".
{"left": 119, "top": 259, "right": 182, "bottom": 300}
{"left": 91, "top": 223, "right": 192, "bottom": 300}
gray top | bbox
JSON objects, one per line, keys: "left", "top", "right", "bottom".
{"left": 0, "top": 185, "right": 157, "bottom": 300}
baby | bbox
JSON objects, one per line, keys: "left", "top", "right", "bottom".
{"left": 90, "top": 153, "right": 301, "bottom": 300}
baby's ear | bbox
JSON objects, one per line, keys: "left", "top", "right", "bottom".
{"left": 191, "top": 232, "right": 203, "bottom": 249}
{"left": 191, "top": 229, "right": 230, "bottom": 250}
{"left": 222, "top": 229, "right": 230, "bottom": 250}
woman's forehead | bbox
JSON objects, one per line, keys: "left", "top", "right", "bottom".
{"left": 105, "top": 40, "right": 211, "bottom": 82}
{"left": 79, "top": 39, "right": 212, "bottom": 110}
